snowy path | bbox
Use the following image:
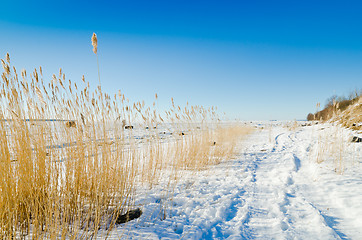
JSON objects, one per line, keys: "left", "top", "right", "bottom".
{"left": 239, "top": 129, "right": 344, "bottom": 239}
{"left": 106, "top": 124, "right": 362, "bottom": 239}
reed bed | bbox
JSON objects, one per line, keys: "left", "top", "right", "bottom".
{"left": 0, "top": 50, "right": 251, "bottom": 239}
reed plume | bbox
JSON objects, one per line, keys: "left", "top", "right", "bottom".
{"left": 91, "top": 33, "right": 98, "bottom": 54}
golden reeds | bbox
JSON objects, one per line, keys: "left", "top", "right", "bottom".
{"left": 0, "top": 44, "right": 251, "bottom": 238}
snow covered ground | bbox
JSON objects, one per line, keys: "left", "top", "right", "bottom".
{"left": 102, "top": 122, "right": 362, "bottom": 239}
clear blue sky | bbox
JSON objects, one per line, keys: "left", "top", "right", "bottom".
{"left": 1, "top": 0, "right": 361, "bottom": 120}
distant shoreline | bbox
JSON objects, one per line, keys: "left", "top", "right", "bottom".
{"left": 0, "top": 119, "right": 74, "bottom": 122}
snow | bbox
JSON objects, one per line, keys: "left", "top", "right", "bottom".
{"left": 100, "top": 122, "right": 362, "bottom": 239}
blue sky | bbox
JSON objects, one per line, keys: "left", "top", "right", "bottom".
{"left": 1, "top": 0, "right": 362, "bottom": 120}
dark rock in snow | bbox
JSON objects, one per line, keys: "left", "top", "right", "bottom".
{"left": 351, "top": 136, "right": 362, "bottom": 143}
{"left": 116, "top": 208, "right": 142, "bottom": 224}
{"left": 65, "top": 121, "right": 76, "bottom": 128}
{"left": 124, "top": 125, "right": 133, "bottom": 129}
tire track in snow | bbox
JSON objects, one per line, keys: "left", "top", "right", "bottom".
{"left": 239, "top": 129, "right": 345, "bottom": 239}
{"left": 272, "top": 130, "right": 346, "bottom": 239}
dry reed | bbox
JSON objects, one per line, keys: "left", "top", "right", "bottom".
{"left": 0, "top": 44, "right": 251, "bottom": 238}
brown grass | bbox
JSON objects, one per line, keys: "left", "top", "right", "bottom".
{"left": 334, "top": 96, "right": 362, "bottom": 130}
{"left": 307, "top": 94, "right": 361, "bottom": 123}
